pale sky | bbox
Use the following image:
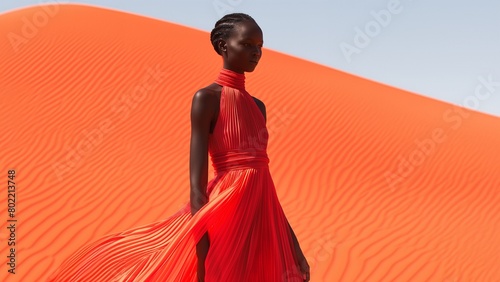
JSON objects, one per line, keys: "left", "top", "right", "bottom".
{"left": 2, "top": 0, "right": 500, "bottom": 117}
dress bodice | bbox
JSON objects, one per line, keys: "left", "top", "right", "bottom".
{"left": 208, "top": 68, "right": 269, "bottom": 174}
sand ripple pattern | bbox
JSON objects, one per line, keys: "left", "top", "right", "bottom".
{"left": 0, "top": 4, "right": 499, "bottom": 282}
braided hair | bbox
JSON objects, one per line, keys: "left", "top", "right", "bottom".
{"left": 210, "top": 13, "right": 257, "bottom": 55}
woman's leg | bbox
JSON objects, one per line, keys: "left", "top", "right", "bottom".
{"left": 196, "top": 231, "right": 210, "bottom": 282}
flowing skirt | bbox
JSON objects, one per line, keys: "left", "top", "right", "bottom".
{"left": 47, "top": 168, "right": 304, "bottom": 281}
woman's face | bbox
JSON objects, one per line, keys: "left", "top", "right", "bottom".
{"left": 221, "top": 20, "right": 263, "bottom": 73}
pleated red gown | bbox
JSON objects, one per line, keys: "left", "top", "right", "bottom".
{"left": 48, "top": 68, "right": 304, "bottom": 281}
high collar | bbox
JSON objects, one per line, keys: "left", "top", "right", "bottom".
{"left": 214, "top": 68, "right": 245, "bottom": 91}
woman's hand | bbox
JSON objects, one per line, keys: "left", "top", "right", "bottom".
{"left": 297, "top": 252, "right": 310, "bottom": 281}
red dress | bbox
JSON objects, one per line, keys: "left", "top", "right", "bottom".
{"left": 48, "top": 68, "right": 304, "bottom": 281}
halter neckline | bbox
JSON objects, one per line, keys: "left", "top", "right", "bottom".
{"left": 214, "top": 68, "right": 245, "bottom": 91}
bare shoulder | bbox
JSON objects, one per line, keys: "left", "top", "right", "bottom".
{"left": 193, "top": 85, "right": 218, "bottom": 102}
{"left": 191, "top": 84, "right": 221, "bottom": 111}
{"left": 252, "top": 96, "right": 266, "bottom": 121}
{"left": 252, "top": 96, "right": 265, "bottom": 108}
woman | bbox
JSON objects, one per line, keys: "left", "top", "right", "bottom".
{"left": 190, "top": 13, "right": 310, "bottom": 281}
{"left": 47, "top": 13, "right": 309, "bottom": 282}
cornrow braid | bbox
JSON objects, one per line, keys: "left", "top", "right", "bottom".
{"left": 210, "top": 13, "right": 256, "bottom": 55}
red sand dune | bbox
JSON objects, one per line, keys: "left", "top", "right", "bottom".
{"left": 1, "top": 4, "right": 500, "bottom": 282}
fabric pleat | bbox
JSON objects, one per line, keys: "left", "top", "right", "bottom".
{"left": 47, "top": 68, "right": 304, "bottom": 281}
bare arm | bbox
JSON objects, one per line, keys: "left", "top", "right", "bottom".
{"left": 190, "top": 89, "right": 217, "bottom": 281}
{"left": 288, "top": 218, "right": 310, "bottom": 281}
{"left": 190, "top": 89, "right": 217, "bottom": 216}
{"left": 286, "top": 219, "right": 304, "bottom": 256}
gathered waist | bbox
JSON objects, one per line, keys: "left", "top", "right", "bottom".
{"left": 210, "top": 150, "right": 269, "bottom": 173}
